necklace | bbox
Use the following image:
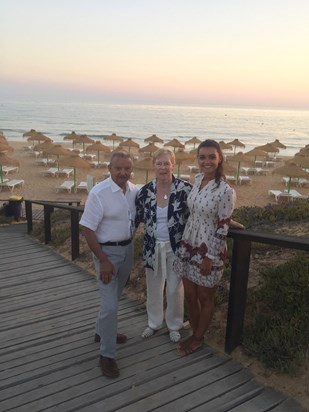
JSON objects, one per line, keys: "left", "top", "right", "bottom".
{"left": 163, "top": 194, "right": 168, "bottom": 200}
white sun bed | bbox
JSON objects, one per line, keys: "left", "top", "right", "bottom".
{"left": 0, "top": 179, "right": 25, "bottom": 192}
{"left": 55, "top": 168, "right": 74, "bottom": 178}
{"left": 41, "top": 167, "right": 58, "bottom": 177}
{"left": 55, "top": 180, "right": 74, "bottom": 193}
{"left": 75, "top": 181, "right": 88, "bottom": 192}
{"left": 238, "top": 175, "right": 252, "bottom": 185}
{"left": 2, "top": 166, "right": 19, "bottom": 175}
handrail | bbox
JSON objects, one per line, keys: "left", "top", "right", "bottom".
{"left": 24, "top": 199, "right": 309, "bottom": 354}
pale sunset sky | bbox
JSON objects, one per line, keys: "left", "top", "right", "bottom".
{"left": 1, "top": 0, "right": 308, "bottom": 109}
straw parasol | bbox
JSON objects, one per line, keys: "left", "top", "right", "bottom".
{"left": 43, "top": 144, "right": 72, "bottom": 170}
{"left": 27, "top": 132, "right": 52, "bottom": 145}
{"left": 86, "top": 141, "right": 111, "bottom": 163}
{"left": 144, "top": 134, "right": 164, "bottom": 144}
{"left": 219, "top": 141, "right": 233, "bottom": 151}
{"left": 269, "top": 139, "right": 287, "bottom": 149}
{"left": 272, "top": 163, "right": 309, "bottom": 193}
{"left": 134, "top": 157, "right": 153, "bottom": 183}
{"left": 63, "top": 131, "right": 80, "bottom": 147}
{"left": 257, "top": 143, "right": 279, "bottom": 154}
{"left": 59, "top": 154, "right": 92, "bottom": 191}
{"left": 0, "top": 142, "right": 14, "bottom": 153}
{"left": 228, "top": 152, "right": 252, "bottom": 183}
{"left": 104, "top": 133, "right": 124, "bottom": 149}
{"left": 227, "top": 138, "right": 245, "bottom": 154}
{"left": 286, "top": 155, "right": 309, "bottom": 170}
{"left": 0, "top": 153, "right": 20, "bottom": 183}
{"left": 23, "top": 129, "right": 37, "bottom": 138}
{"left": 139, "top": 142, "right": 160, "bottom": 157}
{"left": 185, "top": 136, "right": 202, "bottom": 149}
{"left": 73, "top": 134, "right": 94, "bottom": 151}
{"left": 175, "top": 150, "right": 193, "bottom": 177}
{"left": 245, "top": 148, "right": 268, "bottom": 165}
{"left": 164, "top": 138, "right": 185, "bottom": 152}
{"left": 119, "top": 138, "right": 140, "bottom": 153}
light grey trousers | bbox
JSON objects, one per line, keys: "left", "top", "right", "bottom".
{"left": 93, "top": 242, "right": 133, "bottom": 359}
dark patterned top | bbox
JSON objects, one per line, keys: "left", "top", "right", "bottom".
{"left": 135, "top": 176, "right": 192, "bottom": 270}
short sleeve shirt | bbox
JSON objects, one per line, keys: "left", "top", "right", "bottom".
{"left": 79, "top": 177, "right": 138, "bottom": 243}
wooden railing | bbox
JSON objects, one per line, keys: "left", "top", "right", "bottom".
{"left": 24, "top": 199, "right": 309, "bottom": 354}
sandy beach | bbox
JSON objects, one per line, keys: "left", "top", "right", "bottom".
{"left": 1, "top": 141, "right": 308, "bottom": 208}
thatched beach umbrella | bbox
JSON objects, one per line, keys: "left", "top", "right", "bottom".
{"left": 0, "top": 142, "right": 14, "bottom": 153}
{"left": 104, "top": 133, "right": 124, "bottom": 149}
{"left": 60, "top": 154, "right": 91, "bottom": 191}
{"left": 27, "top": 132, "right": 52, "bottom": 145}
{"left": 269, "top": 139, "right": 287, "bottom": 149}
{"left": 0, "top": 153, "right": 19, "bottom": 183}
{"left": 119, "top": 138, "right": 140, "bottom": 153}
{"left": 219, "top": 141, "right": 233, "bottom": 151}
{"left": 63, "top": 131, "right": 80, "bottom": 147}
{"left": 86, "top": 141, "right": 111, "bottom": 163}
{"left": 286, "top": 155, "right": 309, "bottom": 170}
{"left": 74, "top": 134, "right": 94, "bottom": 151}
{"left": 185, "top": 136, "right": 202, "bottom": 149}
{"left": 272, "top": 163, "right": 309, "bottom": 193}
{"left": 227, "top": 138, "right": 245, "bottom": 154}
{"left": 23, "top": 129, "right": 37, "bottom": 138}
{"left": 144, "top": 134, "right": 164, "bottom": 144}
{"left": 257, "top": 143, "right": 279, "bottom": 155}
{"left": 228, "top": 152, "right": 252, "bottom": 183}
{"left": 245, "top": 148, "right": 268, "bottom": 165}
{"left": 164, "top": 138, "right": 185, "bottom": 152}
{"left": 139, "top": 142, "right": 160, "bottom": 157}
{"left": 44, "top": 144, "right": 71, "bottom": 170}
{"left": 134, "top": 157, "right": 153, "bottom": 183}
{"left": 175, "top": 150, "right": 193, "bottom": 178}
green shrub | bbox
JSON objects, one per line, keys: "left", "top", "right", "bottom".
{"left": 243, "top": 252, "right": 309, "bottom": 374}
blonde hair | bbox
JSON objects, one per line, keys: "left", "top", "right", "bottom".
{"left": 152, "top": 149, "right": 175, "bottom": 165}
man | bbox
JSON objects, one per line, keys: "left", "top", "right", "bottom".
{"left": 79, "top": 151, "right": 138, "bottom": 378}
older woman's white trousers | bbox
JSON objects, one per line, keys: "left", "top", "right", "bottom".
{"left": 145, "top": 240, "right": 184, "bottom": 331}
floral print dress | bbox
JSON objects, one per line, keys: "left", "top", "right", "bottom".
{"left": 175, "top": 173, "right": 235, "bottom": 287}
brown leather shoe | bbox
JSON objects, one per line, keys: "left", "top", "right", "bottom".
{"left": 94, "top": 333, "right": 127, "bottom": 344}
{"left": 99, "top": 356, "right": 119, "bottom": 378}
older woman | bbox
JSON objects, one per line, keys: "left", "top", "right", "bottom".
{"left": 135, "top": 149, "right": 192, "bottom": 343}
{"left": 175, "top": 139, "right": 236, "bottom": 356}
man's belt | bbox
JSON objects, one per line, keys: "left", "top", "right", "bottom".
{"left": 100, "top": 239, "right": 132, "bottom": 247}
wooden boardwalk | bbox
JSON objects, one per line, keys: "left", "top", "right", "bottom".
{"left": 0, "top": 224, "right": 304, "bottom": 412}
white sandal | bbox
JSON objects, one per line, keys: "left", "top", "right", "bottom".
{"left": 169, "top": 330, "right": 181, "bottom": 343}
{"left": 141, "top": 327, "right": 155, "bottom": 338}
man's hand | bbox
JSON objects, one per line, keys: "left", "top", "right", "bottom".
{"left": 100, "top": 260, "right": 115, "bottom": 284}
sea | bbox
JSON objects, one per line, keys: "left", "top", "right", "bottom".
{"left": 0, "top": 100, "right": 308, "bottom": 157}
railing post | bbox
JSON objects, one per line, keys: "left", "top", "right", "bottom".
{"left": 43, "top": 205, "right": 54, "bottom": 244}
{"left": 225, "top": 238, "right": 252, "bottom": 354}
{"left": 25, "top": 200, "right": 33, "bottom": 233}
{"left": 71, "top": 209, "right": 80, "bottom": 260}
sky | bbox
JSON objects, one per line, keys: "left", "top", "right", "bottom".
{"left": 1, "top": 0, "right": 309, "bottom": 109}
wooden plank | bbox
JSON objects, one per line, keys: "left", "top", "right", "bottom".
{"left": 0, "top": 225, "right": 303, "bottom": 412}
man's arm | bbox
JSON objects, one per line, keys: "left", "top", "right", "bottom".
{"left": 82, "top": 226, "right": 115, "bottom": 284}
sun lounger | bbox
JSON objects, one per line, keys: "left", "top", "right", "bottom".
{"left": 75, "top": 181, "right": 88, "bottom": 192}
{"left": 41, "top": 167, "right": 58, "bottom": 177}
{"left": 288, "top": 190, "right": 308, "bottom": 200}
{"left": 2, "top": 166, "right": 19, "bottom": 175}
{"left": 55, "top": 168, "right": 74, "bottom": 178}
{"left": 55, "top": 181, "right": 74, "bottom": 193}
{"left": 238, "top": 175, "right": 252, "bottom": 185}
{"left": 225, "top": 175, "right": 237, "bottom": 184}
{"left": 0, "top": 179, "right": 25, "bottom": 192}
